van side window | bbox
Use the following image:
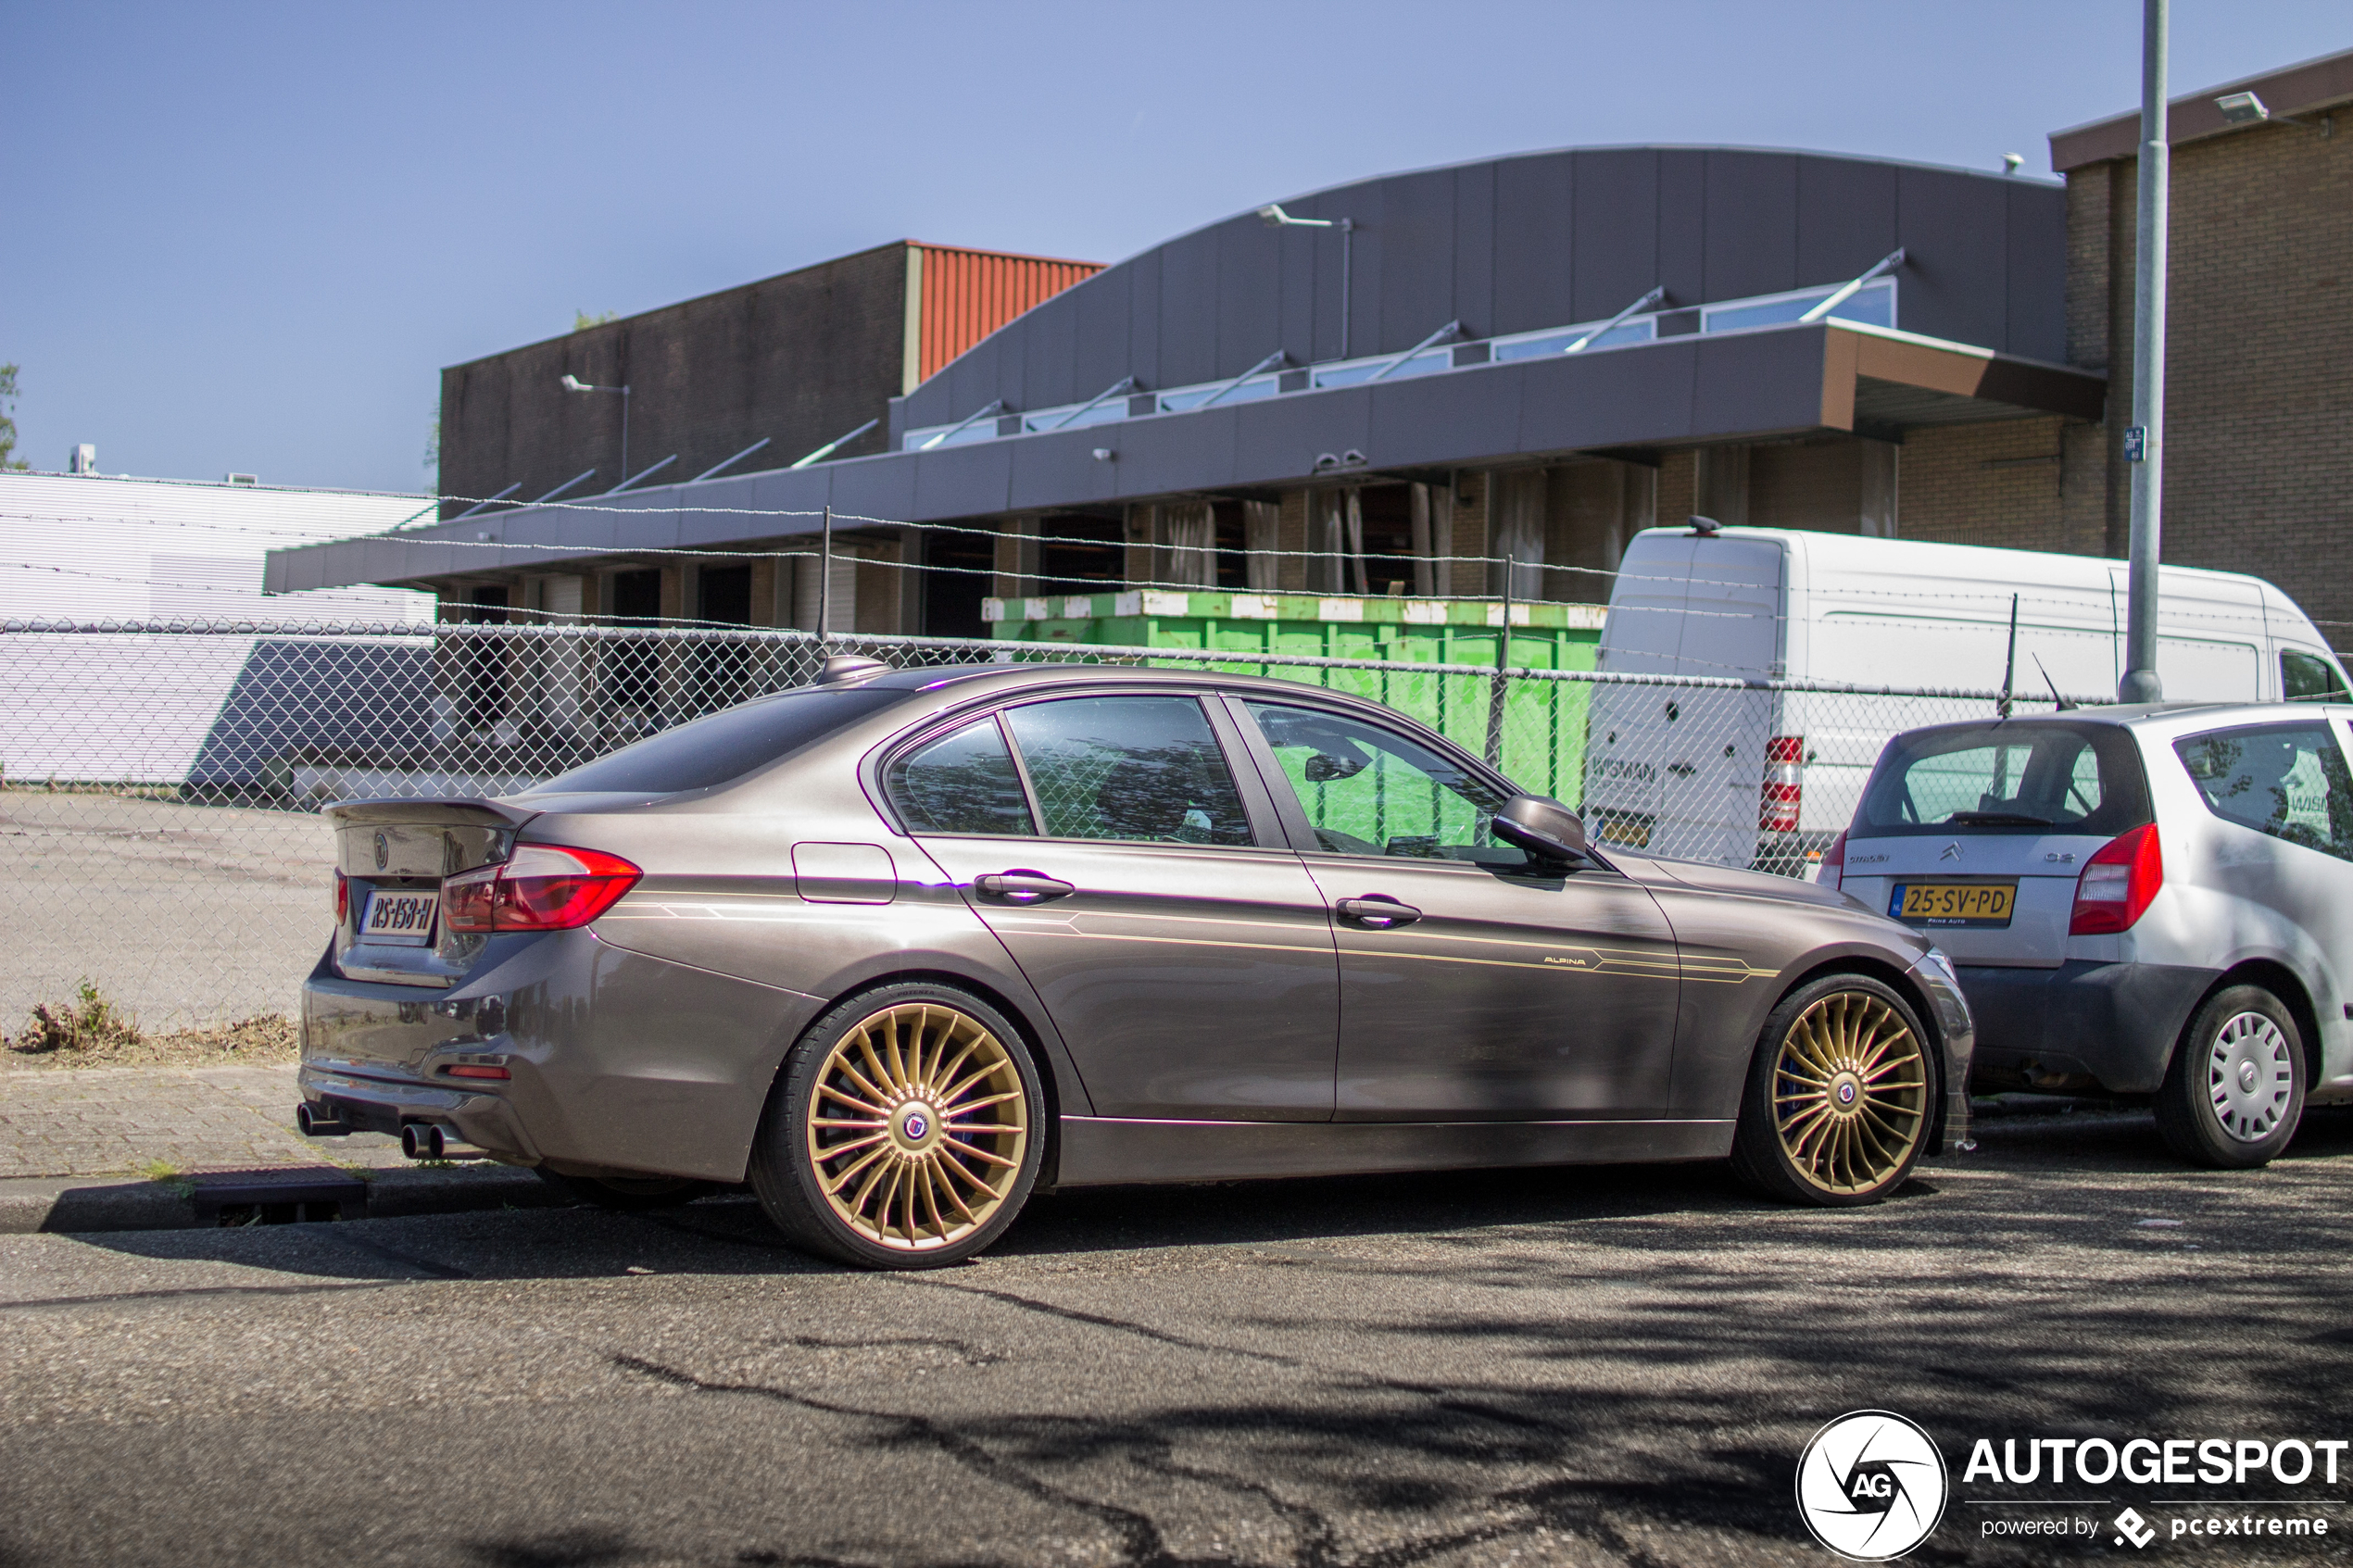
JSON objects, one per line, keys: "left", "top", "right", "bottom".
{"left": 2282, "top": 650, "right": 2349, "bottom": 703}
{"left": 2175, "top": 722, "right": 2353, "bottom": 864}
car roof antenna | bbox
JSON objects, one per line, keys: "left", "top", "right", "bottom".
{"left": 1687, "top": 514, "right": 1721, "bottom": 537}
{"left": 2033, "top": 654, "right": 2078, "bottom": 710}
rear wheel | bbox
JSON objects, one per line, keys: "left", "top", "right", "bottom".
{"left": 1731, "top": 974, "right": 1933, "bottom": 1207}
{"left": 2156, "top": 985, "right": 2305, "bottom": 1169}
{"left": 749, "top": 984, "right": 1044, "bottom": 1270}
{"left": 535, "top": 1169, "right": 716, "bottom": 1210}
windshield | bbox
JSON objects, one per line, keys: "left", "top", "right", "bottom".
{"left": 524, "top": 686, "right": 905, "bottom": 796}
{"left": 1855, "top": 721, "right": 2150, "bottom": 838}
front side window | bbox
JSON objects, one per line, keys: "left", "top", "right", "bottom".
{"left": 1000, "top": 696, "right": 1253, "bottom": 846}
{"left": 887, "top": 717, "right": 1035, "bottom": 836}
{"left": 1244, "top": 701, "right": 1526, "bottom": 867}
{"left": 1856, "top": 721, "right": 2150, "bottom": 838}
{"left": 2282, "top": 650, "right": 2350, "bottom": 703}
{"left": 2175, "top": 722, "right": 2353, "bottom": 863}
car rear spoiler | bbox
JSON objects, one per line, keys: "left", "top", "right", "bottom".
{"left": 322, "top": 797, "right": 541, "bottom": 830}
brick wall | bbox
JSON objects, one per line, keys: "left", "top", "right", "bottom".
{"left": 2069, "top": 113, "right": 2353, "bottom": 634}
{"left": 1895, "top": 418, "right": 2073, "bottom": 550}
{"left": 439, "top": 244, "right": 910, "bottom": 521}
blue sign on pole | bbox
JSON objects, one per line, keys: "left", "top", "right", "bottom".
{"left": 2122, "top": 425, "right": 2146, "bottom": 463}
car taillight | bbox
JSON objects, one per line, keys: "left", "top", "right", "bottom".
{"left": 1760, "top": 735, "right": 1804, "bottom": 833}
{"left": 2070, "top": 822, "right": 2162, "bottom": 935}
{"left": 1818, "top": 828, "right": 1848, "bottom": 891}
{"left": 334, "top": 869, "right": 347, "bottom": 922}
{"left": 444, "top": 845, "right": 641, "bottom": 934}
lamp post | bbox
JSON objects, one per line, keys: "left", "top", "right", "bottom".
{"left": 2119, "top": 0, "right": 2168, "bottom": 704}
{"left": 560, "top": 374, "right": 631, "bottom": 488}
{"left": 1258, "top": 203, "right": 1356, "bottom": 358}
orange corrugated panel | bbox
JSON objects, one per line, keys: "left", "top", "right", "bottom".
{"left": 915, "top": 245, "right": 1103, "bottom": 383}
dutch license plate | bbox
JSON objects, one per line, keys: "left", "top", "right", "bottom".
{"left": 1891, "top": 882, "right": 2016, "bottom": 927}
{"left": 361, "top": 889, "right": 439, "bottom": 946}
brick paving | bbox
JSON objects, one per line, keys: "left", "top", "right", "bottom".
{"left": 0, "top": 1064, "right": 406, "bottom": 1180}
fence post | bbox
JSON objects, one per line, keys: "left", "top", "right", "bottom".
{"left": 817, "top": 505, "right": 834, "bottom": 644}
{"left": 1484, "top": 554, "right": 1512, "bottom": 769}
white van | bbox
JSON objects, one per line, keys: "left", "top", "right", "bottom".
{"left": 1579, "top": 526, "right": 2350, "bottom": 875}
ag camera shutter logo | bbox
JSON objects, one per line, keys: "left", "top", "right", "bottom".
{"left": 1796, "top": 1411, "right": 1949, "bottom": 1561}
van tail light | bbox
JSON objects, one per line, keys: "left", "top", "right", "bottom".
{"left": 1818, "top": 829, "right": 1848, "bottom": 891}
{"left": 444, "top": 845, "right": 642, "bottom": 934}
{"left": 1760, "top": 735, "right": 1805, "bottom": 833}
{"left": 2070, "top": 822, "right": 2162, "bottom": 935}
{"left": 334, "top": 869, "right": 348, "bottom": 922}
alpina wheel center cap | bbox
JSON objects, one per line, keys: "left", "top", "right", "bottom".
{"left": 1829, "top": 1072, "right": 1864, "bottom": 1114}
{"left": 891, "top": 1101, "right": 944, "bottom": 1154}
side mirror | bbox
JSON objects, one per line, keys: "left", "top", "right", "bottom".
{"left": 1491, "top": 795, "right": 1588, "bottom": 865}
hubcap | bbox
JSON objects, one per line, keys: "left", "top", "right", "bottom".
{"left": 804, "top": 1002, "right": 1028, "bottom": 1251}
{"left": 2207, "top": 1011, "right": 2293, "bottom": 1143}
{"left": 1772, "top": 991, "right": 1928, "bottom": 1196}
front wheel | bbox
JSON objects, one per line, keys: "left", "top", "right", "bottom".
{"left": 1730, "top": 974, "right": 1934, "bottom": 1207}
{"left": 2155, "top": 985, "right": 2305, "bottom": 1169}
{"left": 749, "top": 983, "right": 1045, "bottom": 1270}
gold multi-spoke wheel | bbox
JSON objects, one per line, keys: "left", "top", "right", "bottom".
{"left": 1733, "top": 976, "right": 1933, "bottom": 1206}
{"left": 1771, "top": 990, "right": 1928, "bottom": 1195}
{"left": 754, "top": 985, "right": 1041, "bottom": 1267}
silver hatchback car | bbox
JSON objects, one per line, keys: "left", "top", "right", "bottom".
{"left": 1826, "top": 702, "right": 2353, "bottom": 1167}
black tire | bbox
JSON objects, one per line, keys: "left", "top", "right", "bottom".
{"left": 749, "top": 982, "right": 1046, "bottom": 1270}
{"left": 2155, "top": 985, "right": 2306, "bottom": 1169}
{"left": 1730, "top": 973, "right": 1934, "bottom": 1207}
{"left": 535, "top": 1169, "right": 716, "bottom": 1210}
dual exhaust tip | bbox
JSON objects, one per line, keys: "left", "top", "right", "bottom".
{"left": 294, "top": 1102, "right": 484, "bottom": 1160}
{"left": 399, "top": 1123, "right": 486, "bottom": 1161}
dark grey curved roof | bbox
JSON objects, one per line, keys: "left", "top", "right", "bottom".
{"left": 901, "top": 144, "right": 2065, "bottom": 428}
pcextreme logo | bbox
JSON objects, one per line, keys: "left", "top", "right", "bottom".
{"left": 1796, "top": 1411, "right": 1951, "bottom": 1561}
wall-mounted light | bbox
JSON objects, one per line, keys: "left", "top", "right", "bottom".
{"left": 561, "top": 375, "right": 633, "bottom": 482}
{"left": 2216, "top": 91, "right": 2333, "bottom": 135}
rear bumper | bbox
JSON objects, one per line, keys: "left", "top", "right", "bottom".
{"left": 298, "top": 931, "right": 824, "bottom": 1183}
{"left": 1958, "top": 960, "right": 2219, "bottom": 1095}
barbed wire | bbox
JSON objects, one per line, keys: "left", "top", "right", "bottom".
{"left": 0, "top": 502, "right": 2315, "bottom": 636}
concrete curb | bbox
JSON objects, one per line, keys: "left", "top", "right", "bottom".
{"left": 0, "top": 1161, "right": 565, "bottom": 1235}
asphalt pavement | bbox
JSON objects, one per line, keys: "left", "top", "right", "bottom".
{"left": 5, "top": 1104, "right": 2353, "bottom": 1567}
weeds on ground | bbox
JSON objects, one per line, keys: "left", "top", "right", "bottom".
{"left": 5, "top": 983, "right": 296, "bottom": 1066}
{"left": 12, "top": 980, "right": 141, "bottom": 1054}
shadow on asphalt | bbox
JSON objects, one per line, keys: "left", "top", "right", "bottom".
{"left": 50, "top": 1103, "right": 2353, "bottom": 1293}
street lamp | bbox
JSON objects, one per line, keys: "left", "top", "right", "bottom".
{"left": 561, "top": 374, "right": 631, "bottom": 483}
{"left": 1258, "top": 202, "right": 1358, "bottom": 358}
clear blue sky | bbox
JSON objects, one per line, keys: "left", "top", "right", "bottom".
{"left": 6, "top": 1, "right": 2345, "bottom": 494}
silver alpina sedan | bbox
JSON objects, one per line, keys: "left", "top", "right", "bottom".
{"left": 298, "top": 659, "right": 1972, "bottom": 1268}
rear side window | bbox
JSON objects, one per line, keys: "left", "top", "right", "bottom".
{"left": 1000, "top": 696, "right": 1253, "bottom": 846}
{"left": 525, "top": 687, "right": 904, "bottom": 796}
{"left": 1856, "top": 722, "right": 2150, "bottom": 837}
{"left": 2175, "top": 722, "right": 2353, "bottom": 863}
{"left": 887, "top": 717, "right": 1035, "bottom": 835}
{"left": 2282, "top": 650, "right": 2350, "bottom": 703}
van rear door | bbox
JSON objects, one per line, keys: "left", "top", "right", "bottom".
{"left": 1587, "top": 531, "right": 1782, "bottom": 867}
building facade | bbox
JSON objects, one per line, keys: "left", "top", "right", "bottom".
{"left": 277, "top": 52, "right": 2353, "bottom": 666}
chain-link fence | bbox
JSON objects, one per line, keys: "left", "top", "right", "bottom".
{"left": 0, "top": 620, "right": 2084, "bottom": 1028}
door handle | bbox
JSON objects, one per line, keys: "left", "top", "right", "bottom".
{"left": 1337, "top": 896, "right": 1422, "bottom": 930}
{"left": 974, "top": 871, "right": 1076, "bottom": 905}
